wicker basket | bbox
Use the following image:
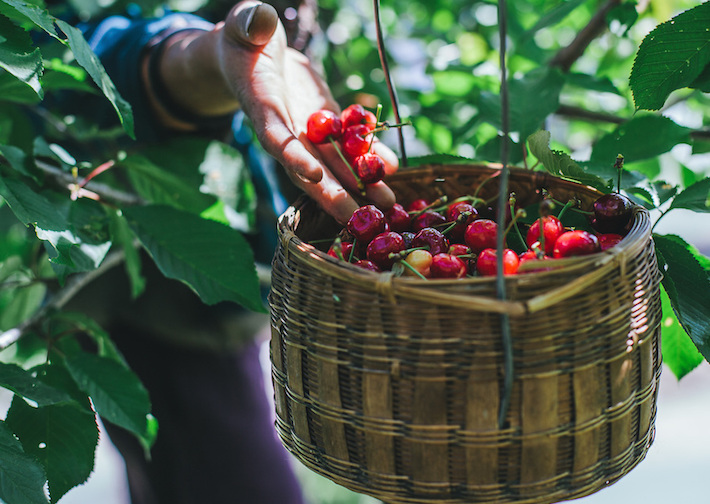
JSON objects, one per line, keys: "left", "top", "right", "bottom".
{"left": 269, "top": 163, "right": 662, "bottom": 504}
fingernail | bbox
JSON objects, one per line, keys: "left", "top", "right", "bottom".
{"left": 239, "top": 4, "right": 260, "bottom": 36}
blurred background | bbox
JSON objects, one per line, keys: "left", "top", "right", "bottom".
{"left": 10, "top": 0, "right": 710, "bottom": 502}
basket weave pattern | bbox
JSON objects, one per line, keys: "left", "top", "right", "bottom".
{"left": 269, "top": 164, "right": 662, "bottom": 504}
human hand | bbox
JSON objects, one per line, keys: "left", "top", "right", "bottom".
{"left": 151, "top": 1, "right": 399, "bottom": 224}
{"left": 220, "top": 1, "right": 400, "bottom": 223}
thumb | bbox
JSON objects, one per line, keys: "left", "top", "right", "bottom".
{"left": 225, "top": 2, "right": 279, "bottom": 46}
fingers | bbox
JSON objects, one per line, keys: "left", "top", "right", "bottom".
{"left": 225, "top": 1, "right": 279, "bottom": 47}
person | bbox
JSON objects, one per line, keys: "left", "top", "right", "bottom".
{"left": 67, "top": 1, "right": 400, "bottom": 503}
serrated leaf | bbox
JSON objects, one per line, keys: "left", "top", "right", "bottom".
{"left": 669, "top": 176, "right": 710, "bottom": 212}
{"left": 0, "top": 14, "right": 43, "bottom": 97}
{"left": 527, "top": 130, "right": 609, "bottom": 191}
{"left": 0, "top": 362, "right": 74, "bottom": 406}
{"left": 123, "top": 204, "right": 265, "bottom": 312}
{"left": 590, "top": 115, "right": 691, "bottom": 165}
{"left": 630, "top": 2, "right": 710, "bottom": 110}
{"left": 660, "top": 285, "right": 703, "bottom": 379}
{"left": 625, "top": 186, "right": 656, "bottom": 209}
{"left": 479, "top": 67, "right": 566, "bottom": 139}
{"left": 0, "top": 177, "right": 67, "bottom": 231}
{"left": 46, "top": 312, "right": 126, "bottom": 365}
{"left": 5, "top": 396, "right": 97, "bottom": 504}
{"left": 652, "top": 180, "right": 678, "bottom": 205}
{"left": 0, "top": 0, "right": 59, "bottom": 39}
{"left": 654, "top": 233, "right": 710, "bottom": 362}
{"left": 0, "top": 143, "right": 31, "bottom": 176}
{"left": 54, "top": 20, "right": 134, "bottom": 138}
{"left": 0, "top": 420, "right": 49, "bottom": 504}
{"left": 63, "top": 351, "right": 155, "bottom": 449}
{"left": 121, "top": 155, "right": 216, "bottom": 214}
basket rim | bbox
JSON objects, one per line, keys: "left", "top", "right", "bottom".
{"left": 275, "top": 163, "right": 654, "bottom": 316}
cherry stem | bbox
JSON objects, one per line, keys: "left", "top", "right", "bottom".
{"left": 614, "top": 153, "right": 625, "bottom": 193}
{"left": 400, "top": 259, "right": 428, "bottom": 280}
{"left": 440, "top": 211, "right": 473, "bottom": 236}
{"left": 77, "top": 160, "right": 115, "bottom": 189}
{"left": 329, "top": 137, "right": 365, "bottom": 194}
{"left": 510, "top": 202, "right": 527, "bottom": 247}
{"left": 409, "top": 196, "right": 449, "bottom": 217}
{"left": 556, "top": 199, "right": 576, "bottom": 222}
{"left": 388, "top": 246, "right": 428, "bottom": 261}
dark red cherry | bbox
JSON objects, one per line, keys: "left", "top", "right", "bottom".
{"left": 347, "top": 205, "right": 387, "bottom": 244}
{"left": 355, "top": 153, "right": 385, "bottom": 185}
{"left": 385, "top": 203, "right": 411, "bottom": 233}
{"left": 464, "top": 219, "right": 498, "bottom": 254}
{"left": 327, "top": 240, "right": 355, "bottom": 262}
{"left": 430, "top": 253, "right": 468, "bottom": 279}
{"left": 592, "top": 193, "right": 633, "bottom": 234}
{"left": 306, "top": 109, "right": 342, "bottom": 144}
{"left": 406, "top": 198, "right": 430, "bottom": 213}
{"left": 354, "top": 259, "right": 380, "bottom": 272}
{"left": 366, "top": 231, "right": 405, "bottom": 270}
{"left": 446, "top": 201, "right": 478, "bottom": 242}
{"left": 411, "top": 210, "right": 447, "bottom": 233}
{"left": 526, "top": 215, "right": 564, "bottom": 256}
{"left": 412, "top": 227, "right": 449, "bottom": 256}
{"left": 553, "top": 230, "right": 600, "bottom": 258}
{"left": 476, "top": 248, "right": 520, "bottom": 276}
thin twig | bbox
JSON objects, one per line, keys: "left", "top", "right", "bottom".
{"left": 35, "top": 159, "right": 144, "bottom": 206}
{"left": 549, "top": 0, "right": 622, "bottom": 72}
{"left": 0, "top": 250, "right": 126, "bottom": 351}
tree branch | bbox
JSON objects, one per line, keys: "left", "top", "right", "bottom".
{"left": 0, "top": 250, "right": 126, "bottom": 351}
{"left": 549, "top": 0, "right": 622, "bottom": 72}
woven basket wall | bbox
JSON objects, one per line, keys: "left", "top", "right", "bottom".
{"left": 269, "top": 163, "right": 662, "bottom": 504}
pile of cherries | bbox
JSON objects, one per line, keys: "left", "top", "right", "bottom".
{"left": 307, "top": 105, "right": 387, "bottom": 189}
{"left": 322, "top": 190, "right": 634, "bottom": 279}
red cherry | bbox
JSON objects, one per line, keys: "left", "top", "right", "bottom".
{"left": 476, "top": 248, "right": 520, "bottom": 276}
{"left": 598, "top": 233, "right": 623, "bottom": 251}
{"left": 340, "top": 104, "right": 377, "bottom": 131}
{"left": 526, "top": 215, "right": 564, "bottom": 256}
{"left": 464, "top": 219, "right": 498, "bottom": 254}
{"left": 446, "top": 201, "right": 478, "bottom": 242}
{"left": 385, "top": 203, "right": 411, "bottom": 233}
{"left": 347, "top": 205, "right": 387, "bottom": 244}
{"left": 306, "top": 109, "right": 342, "bottom": 144}
{"left": 341, "top": 124, "right": 373, "bottom": 159}
{"left": 412, "top": 210, "right": 447, "bottom": 233}
{"left": 411, "top": 227, "right": 449, "bottom": 256}
{"left": 366, "top": 231, "right": 405, "bottom": 270}
{"left": 448, "top": 243, "right": 470, "bottom": 256}
{"left": 355, "top": 153, "right": 385, "bottom": 185}
{"left": 327, "top": 240, "right": 355, "bottom": 261}
{"left": 354, "top": 259, "right": 380, "bottom": 272}
{"left": 592, "top": 193, "right": 633, "bottom": 234}
{"left": 430, "top": 253, "right": 468, "bottom": 279}
{"left": 553, "top": 230, "right": 600, "bottom": 258}
{"left": 407, "top": 198, "right": 431, "bottom": 212}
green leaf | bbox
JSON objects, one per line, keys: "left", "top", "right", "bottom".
{"left": 630, "top": 2, "right": 710, "bottom": 110}
{"left": 121, "top": 154, "right": 216, "bottom": 214}
{"left": 123, "top": 204, "right": 265, "bottom": 312}
{"left": 625, "top": 186, "right": 655, "bottom": 209}
{"left": 590, "top": 115, "right": 691, "bottom": 165}
{"left": 0, "top": 14, "right": 43, "bottom": 98}
{"left": 5, "top": 396, "right": 97, "bottom": 504}
{"left": 0, "top": 362, "right": 74, "bottom": 406}
{"left": 654, "top": 233, "right": 710, "bottom": 362}
{"left": 0, "top": 420, "right": 49, "bottom": 504}
{"left": 0, "top": 0, "right": 59, "bottom": 39}
{"left": 63, "top": 351, "right": 155, "bottom": 450}
{"left": 660, "top": 285, "right": 703, "bottom": 379}
{"left": 0, "top": 143, "right": 32, "bottom": 176}
{"left": 479, "top": 67, "right": 566, "bottom": 140}
{"left": 109, "top": 211, "right": 145, "bottom": 298}
{"left": 652, "top": 180, "right": 678, "bottom": 206}
{"left": 46, "top": 312, "right": 126, "bottom": 365}
{"left": 0, "top": 177, "right": 67, "bottom": 231}
{"left": 669, "top": 176, "right": 710, "bottom": 212}
{"left": 0, "top": 281, "right": 45, "bottom": 331}
{"left": 55, "top": 20, "right": 134, "bottom": 138}
{"left": 527, "top": 130, "right": 609, "bottom": 191}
